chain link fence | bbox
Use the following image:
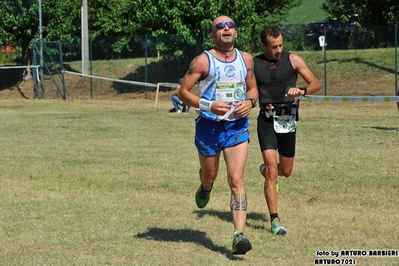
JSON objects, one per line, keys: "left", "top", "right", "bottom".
{"left": 2, "top": 24, "right": 398, "bottom": 100}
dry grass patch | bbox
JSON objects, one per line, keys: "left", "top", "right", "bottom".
{"left": 0, "top": 99, "right": 398, "bottom": 265}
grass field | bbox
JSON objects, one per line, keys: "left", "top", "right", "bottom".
{"left": 1, "top": 29, "right": 399, "bottom": 264}
{"left": 2, "top": 46, "right": 394, "bottom": 102}
{"left": 285, "top": 0, "right": 327, "bottom": 24}
{"left": 1, "top": 97, "right": 398, "bottom": 265}
{"left": 60, "top": 48, "right": 398, "bottom": 100}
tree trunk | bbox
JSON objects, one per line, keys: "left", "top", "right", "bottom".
{"left": 20, "top": 38, "right": 32, "bottom": 80}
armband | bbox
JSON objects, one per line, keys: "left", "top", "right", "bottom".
{"left": 299, "top": 86, "right": 307, "bottom": 96}
{"left": 199, "top": 98, "right": 214, "bottom": 112}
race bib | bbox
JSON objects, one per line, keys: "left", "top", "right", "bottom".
{"left": 273, "top": 115, "right": 296, "bottom": 133}
{"left": 215, "top": 81, "right": 245, "bottom": 102}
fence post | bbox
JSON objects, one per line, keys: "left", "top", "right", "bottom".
{"left": 58, "top": 40, "right": 67, "bottom": 100}
{"left": 32, "top": 57, "right": 39, "bottom": 99}
{"left": 90, "top": 36, "right": 93, "bottom": 99}
{"left": 395, "top": 24, "right": 398, "bottom": 96}
{"left": 144, "top": 34, "right": 148, "bottom": 99}
{"left": 323, "top": 27, "right": 327, "bottom": 96}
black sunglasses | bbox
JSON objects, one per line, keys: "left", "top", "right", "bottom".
{"left": 214, "top": 22, "right": 236, "bottom": 29}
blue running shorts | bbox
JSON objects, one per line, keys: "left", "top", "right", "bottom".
{"left": 195, "top": 116, "right": 249, "bottom": 157}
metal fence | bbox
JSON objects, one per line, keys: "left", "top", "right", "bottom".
{"left": 1, "top": 24, "right": 398, "bottom": 100}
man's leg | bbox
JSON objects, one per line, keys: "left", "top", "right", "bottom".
{"left": 261, "top": 149, "right": 287, "bottom": 235}
{"left": 223, "top": 141, "right": 248, "bottom": 231}
{"left": 198, "top": 153, "right": 220, "bottom": 190}
{"left": 262, "top": 149, "right": 279, "bottom": 216}
{"left": 223, "top": 142, "right": 252, "bottom": 254}
{"left": 195, "top": 153, "right": 220, "bottom": 208}
{"left": 171, "top": 95, "right": 181, "bottom": 112}
{"left": 278, "top": 155, "right": 294, "bottom": 177}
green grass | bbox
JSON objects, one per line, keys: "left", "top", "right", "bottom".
{"left": 3, "top": 48, "right": 396, "bottom": 101}
{"left": 294, "top": 48, "right": 398, "bottom": 96}
{"left": 285, "top": 0, "right": 327, "bottom": 24}
{"left": 1, "top": 98, "right": 398, "bottom": 265}
{"left": 56, "top": 47, "right": 398, "bottom": 101}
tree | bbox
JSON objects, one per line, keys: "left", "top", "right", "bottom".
{"left": 322, "top": 0, "right": 399, "bottom": 49}
{"left": 85, "top": 0, "right": 301, "bottom": 69}
{"left": 1, "top": 0, "right": 302, "bottom": 77}
{"left": 1, "top": 0, "right": 37, "bottom": 67}
{"left": 0, "top": 0, "right": 80, "bottom": 73}
{"left": 322, "top": 0, "right": 399, "bottom": 26}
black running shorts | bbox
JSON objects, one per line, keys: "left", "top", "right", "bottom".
{"left": 257, "top": 115, "right": 296, "bottom": 158}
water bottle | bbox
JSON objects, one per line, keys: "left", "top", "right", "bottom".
{"left": 266, "top": 104, "right": 275, "bottom": 118}
{"left": 290, "top": 101, "right": 298, "bottom": 116}
{"left": 291, "top": 99, "right": 300, "bottom": 121}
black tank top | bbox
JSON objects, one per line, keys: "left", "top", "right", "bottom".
{"left": 254, "top": 51, "right": 297, "bottom": 104}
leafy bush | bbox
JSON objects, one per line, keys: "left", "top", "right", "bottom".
{"left": 0, "top": 50, "right": 17, "bottom": 64}
{"left": 281, "top": 24, "right": 310, "bottom": 51}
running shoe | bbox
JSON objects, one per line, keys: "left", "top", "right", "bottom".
{"left": 271, "top": 217, "right": 286, "bottom": 235}
{"left": 259, "top": 163, "right": 279, "bottom": 192}
{"left": 195, "top": 169, "right": 212, "bottom": 208}
{"left": 232, "top": 230, "right": 252, "bottom": 255}
{"left": 195, "top": 185, "right": 211, "bottom": 208}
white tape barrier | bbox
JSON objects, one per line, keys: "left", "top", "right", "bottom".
{"left": 63, "top": 70, "right": 158, "bottom": 88}
{"left": 157, "top": 82, "right": 178, "bottom": 88}
{"left": 1, "top": 65, "right": 41, "bottom": 82}
{"left": 300, "top": 95, "right": 399, "bottom": 102}
{"left": 0, "top": 65, "right": 40, "bottom": 69}
{"left": 64, "top": 70, "right": 399, "bottom": 104}
{"left": 63, "top": 70, "right": 180, "bottom": 107}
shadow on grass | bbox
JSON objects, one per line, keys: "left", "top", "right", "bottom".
{"left": 338, "top": 58, "right": 397, "bottom": 74}
{"left": 63, "top": 63, "right": 80, "bottom": 74}
{"left": 135, "top": 227, "right": 244, "bottom": 260}
{"left": 365, "top": 126, "right": 399, "bottom": 131}
{"left": 317, "top": 57, "right": 396, "bottom": 74}
{"left": 194, "top": 209, "right": 268, "bottom": 230}
{"left": 0, "top": 67, "right": 28, "bottom": 98}
{"left": 135, "top": 209, "right": 269, "bottom": 259}
{"left": 112, "top": 61, "right": 183, "bottom": 94}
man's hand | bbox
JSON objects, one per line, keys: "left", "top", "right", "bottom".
{"left": 232, "top": 100, "right": 252, "bottom": 118}
{"left": 285, "top": 87, "right": 306, "bottom": 97}
{"left": 211, "top": 101, "right": 234, "bottom": 115}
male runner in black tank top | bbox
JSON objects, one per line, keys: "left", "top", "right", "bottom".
{"left": 253, "top": 26, "right": 321, "bottom": 235}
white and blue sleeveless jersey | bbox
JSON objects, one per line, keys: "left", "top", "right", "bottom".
{"left": 196, "top": 48, "right": 248, "bottom": 121}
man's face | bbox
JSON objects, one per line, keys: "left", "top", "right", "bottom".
{"left": 262, "top": 34, "right": 283, "bottom": 60}
{"left": 210, "top": 18, "right": 237, "bottom": 45}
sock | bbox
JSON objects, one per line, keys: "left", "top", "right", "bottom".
{"left": 201, "top": 184, "right": 212, "bottom": 192}
{"left": 234, "top": 230, "right": 243, "bottom": 236}
{"left": 270, "top": 213, "right": 279, "bottom": 222}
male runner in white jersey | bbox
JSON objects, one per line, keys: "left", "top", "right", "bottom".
{"left": 178, "top": 15, "right": 258, "bottom": 255}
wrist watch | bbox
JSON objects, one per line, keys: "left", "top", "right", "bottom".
{"left": 299, "top": 86, "right": 308, "bottom": 96}
{"left": 247, "top": 98, "right": 256, "bottom": 108}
